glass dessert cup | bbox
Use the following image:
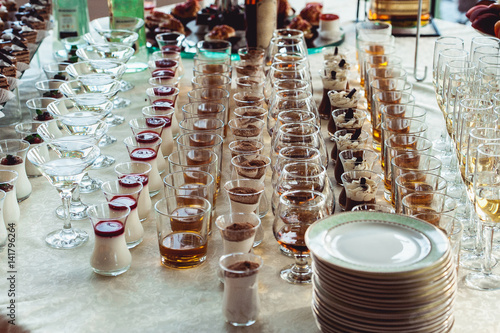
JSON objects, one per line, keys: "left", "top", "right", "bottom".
{"left": 34, "top": 80, "right": 66, "bottom": 99}
{"left": 87, "top": 203, "right": 131, "bottom": 276}
{"left": 101, "top": 180, "right": 144, "bottom": 249}
{"left": 273, "top": 190, "right": 328, "bottom": 284}
{"left": 0, "top": 170, "right": 20, "bottom": 226}
{"left": 14, "top": 122, "right": 45, "bottom": 178}
{"left": 340, "top": 170, "right": 382, "bottom": 211}
{"left": 27, "top": 141, "right": 100, "bottom": 249}
{"left": 0, "top": 139, "right": 32, "bottom": 202}
{"left": 114, "top": 161, "right": 153, "bottom": 221}
{"left": 216, "top": 213, "right": 261, "bottom": 256}
{"left": 42, "top": 62, "right": 71, "bottom": 80}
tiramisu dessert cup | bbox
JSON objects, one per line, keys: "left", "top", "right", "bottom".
{"left": 327, "top": 89, "right": 361, "bottom": 135}
{"left": 88, "top": 203, "right": 132, "bottom": 277}
{"left": 224, "top": 179, "right": 265, "bottom": 215}
{"left": 114, "top": 161, "right": 153, "bottom": 220}
{"left": 230, "top": 154, "right": 270, "bottom": 183}
{"left": 0, "top": 139, "right": 32, "bottom": 201}
{"left": 101, "top": 180, "right": 144, "bottom": 248}
{"left": 228, "top": 140, "right": 264, "bottom": 158}
{"left": 335, "top": 148, "right": 379, "bottom": 184}
{"left": 0, "top": 170, "right": 19, "bottom": 225}
{"left": 123, "top": 135, "right": 163, "bottom": 196}
{"left": 216, "top": 213, "right": 261, "bottom": 255}
{"left": 228, "top": 118, "right": 266, "bottom": 142}
{"left": 219, "top": 253, "right": 263, "bottom": 327}
{"left": 340, "top": 170, "right": 382, "bottom": 211}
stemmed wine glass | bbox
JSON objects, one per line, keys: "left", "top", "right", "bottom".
{"left": 27, "top": 140, "right": 100, "bottom": 249}
{"left": 273, "top": 190, "right": 329, "bottom": 284}
{"left": 465, "top": 143, "right": 500, "bottom": 290}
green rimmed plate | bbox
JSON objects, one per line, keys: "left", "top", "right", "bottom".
{"left": 305, "top": 211, "right": 449, "bottom": 275}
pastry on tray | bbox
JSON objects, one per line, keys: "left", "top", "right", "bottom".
{"left": 171, "top": 0, "right": 200, "bottom": 25}
{"left": 277, "top": 0, "right": 295, "bottom": 28}
{"left": 205, "top": 24, "right": 235, "bottom": 41}
{"left": 287, "top": 16, "right": 313, "bottom": 39}
{"left": 299, "top": 2, "right": 323, "bottom": 27}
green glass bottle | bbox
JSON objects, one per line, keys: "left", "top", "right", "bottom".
{"left": 54, "top": 0, "right": 90, "bottom": 39}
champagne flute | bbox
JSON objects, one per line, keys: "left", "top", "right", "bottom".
{"left": 27, "top": 140, "right": 100, "bottom": 248}
{"left": 465, "top": 143, "right": 500, "bottom": 290}
{"left": 273, "top": 190, "right": 328, "bottom": 284}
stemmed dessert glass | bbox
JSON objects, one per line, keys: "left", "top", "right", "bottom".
{"left": 273, "top": 190, "right": 328, "bottom": 284}
{"left": 76, "top": 43, "right": 135, "bottom": 110}
{"left": 465, "top": 143, "right": 500, "bottom": 290}
{"left": 27, "top": 140, "right": 100, "bottom": 249}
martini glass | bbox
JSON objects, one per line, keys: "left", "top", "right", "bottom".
{"left": 59, "top": 74, "right": 125, "bottom": 127}
{"left": 76, "top": 43, "right": 134, "bottom": 110}
{"left": 27, "top": 140, "right": 100, "bottom": 249}
{"left": 47, "top": 94, "right": 116, "bottom": 147}
{"left": 90, "top": 16, "right": 147, "bottom": 75}
{"left": 37, "top": 119, "right": 108, "bottom": 220}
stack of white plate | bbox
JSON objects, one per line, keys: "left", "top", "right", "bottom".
{"left": 305, "top": 211, "right": 457, "bottom": 333}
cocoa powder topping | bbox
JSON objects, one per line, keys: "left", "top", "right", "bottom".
{"left": 225, "top": 260, "right": 260, "bottom": 278}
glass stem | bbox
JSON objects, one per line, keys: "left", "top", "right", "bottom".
{"left": 293, "top": 254, "right": 309, "bottom": 273}
{"left": 59, "top": 188, "right": 75, "bottom": 231}
{"left": 473, "top": 211, "right": 482, "bottom": 255}
{"left": 483, "top": 225, "right": 494, "bottom": 274}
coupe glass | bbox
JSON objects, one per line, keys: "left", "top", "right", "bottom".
{"left": 47, "top": 94, "right": 116, "bottom": 147}
{"left": 273, "top": 190, "right": 328, "bottom": 284}
{"left": 76, "top": 43, "right": 135, "bottom": 109}
{"left": 27, "top": 140, "right": 100, "bottom": 249}
{"left": 465, "top": 143, "right": 500, "bottom": 290}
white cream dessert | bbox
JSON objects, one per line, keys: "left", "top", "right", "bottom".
{"left": 333, "top": 108, "right": 366, "bottom": 130}
{"left": 0, "top": 194, "right": 6, "bottom": 250}
{"left": 328, "top": 89, "right": 360, "bottom": 110}
{"left": 342, "top": 156, "right": 371, "bottom": 172}
{"left": 90, "top": 221, "right": 132, "bottom": 275}
{"left": 1, "top": 182, "right": 19, "bottom": 225}
{"left": 319, "top": 13, "right": 340, "bottom": 38}
{"left": 325, "top": 58, "right": 351, "bottom": 73}
{"left": 228, "top": 187, "right": 261, "bottom": 214}
{"left": 124, "top": 208, "right": 143, "bottom": 248}
{"left": 345, "top": 177, "right": 378, "bottom": 202}
{"left": 323, "top": 46, "right": 348, "bottom": 62}
{"left": 336, "top": 133, "right": 363, "bottom": 151}
{"left": 223, "top": 261, "right": 260, "bottom": 326}
{"left": 221, "top": 222, "right": 257, "bottom": 255}
{"left": 320, "top": 68, "right": 347, "bottom": 92}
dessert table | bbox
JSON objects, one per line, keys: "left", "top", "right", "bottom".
{"left": 1, "top": 2, "right": 500, "bottom": 332}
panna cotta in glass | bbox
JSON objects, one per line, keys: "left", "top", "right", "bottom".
{"left": 0, "top": 139, "right": 32, "bottom": 201}
{"left": 220, "top": 253, "right": 263, "bottom": 327}
{"left": 115, "top": 161, "right": 152, "bottom": 220}
{"left": 216, "top": 213, "right": 261, "bottom": 255}
{"left": 123, "top": 135, "right": 163, "bottom": 196}
{"left": 225, "top": 180, "right": 265, "bottom": 215}
{"left": 102, "top": 180, "right": 144, "bottom": 248}
{"left": 88, "top": 203, "right": 132, "bottom": 276}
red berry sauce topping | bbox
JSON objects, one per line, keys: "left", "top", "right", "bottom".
{"left": 119, "top": 174, "right": 148, "bottom": 186}
{"left": 152, "top": 69, "right": 175, "bottom": 78}
{"left": 145, "top": 117, "right": 166, "bottom": 127}
{"left": 161, "top": 45, "right": 181, "bottom": 52}
{"left": 130, "top": 148, "right": 157, "bottom": 161}
{"left": 109, "top": 195, "right": 137, "bottom": 210}
{"left": 34, "top": 110, "right": 53, "bottom": 121}
{"left": 1, "top": 155, "right": 22, "bottom": 165}
{"left": 320, "top": 14, "right": 339, "bottom": 21}
{"left": 153, "top": 86, "right": 176, "bottom": 96}
{"left": 152, "top": 99, "right": 175, "bottom": 109}
{"left": 136, "top": 132, "right": 160, "bottom": 144}
{"left": 94, "top": 220, "right": 125, "bottom": 237}
{"left": 155, "top": 59, "right": 177, "bottom": 68}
